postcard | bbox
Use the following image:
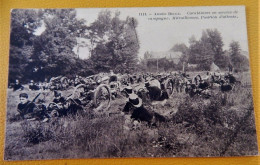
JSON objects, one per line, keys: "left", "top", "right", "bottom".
{"left": 4, "top": 6, "right": 258, "bottom": 160}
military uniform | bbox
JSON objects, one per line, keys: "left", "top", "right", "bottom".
{"left": 53, "top": 96, "right": 66, "bottom": 104}
{"left": 145, "top": 80, "right": 169, "bottom": 101}
{"left": 17, "top": 101, "right": 46, "bottom": 120}
{"left": 123, "top": 94, "right": 167, "bottom": 126}
{"left": 13, "top": 83, "right": 24, "bottom": 91}
{"left": 51, "top": 95, "right": 67, "bottom": 116}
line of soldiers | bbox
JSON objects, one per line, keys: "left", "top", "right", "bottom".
{"left": 14, "top": 71, "right": 238, "bottom": 126}
{"left": 15, "top": 90, "right": 83, "bottom": 122}
{"left": 15, "top": 75, "right": 170, "bottom": 126}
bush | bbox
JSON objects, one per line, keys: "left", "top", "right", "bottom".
{"left": 21, "top": 121, "right": 53, "bottom": 144}
{"left": 5, "top": 78, "right": 258, "bottom": 159}
{"left": 174, "top": 94, "right": 226, "bottom": 136}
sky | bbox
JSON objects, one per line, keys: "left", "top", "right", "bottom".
{"left": 36, "top": 6, "right": 249, "bottom": 59}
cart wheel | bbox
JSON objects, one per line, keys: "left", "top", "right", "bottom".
{"left": 164, "top": 78, "right": 174, "bottom": 97}
{"left": 93, "top": 84, "right": 111, "bottom": 111}
{"left": 50, "top": 110, "right": 59, "bottom": 117}
{"left": 72, "top": 84, "right": 87, "bottom": 100}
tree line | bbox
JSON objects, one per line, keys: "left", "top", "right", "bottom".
{"left": 143, "top": 29, "right": 249, "bottom": 72}
{"left": 9, "top": 9, "right": 249, "bottom": 83}
{"left": 9, "top": 9, "right": 139, "bottom": 83}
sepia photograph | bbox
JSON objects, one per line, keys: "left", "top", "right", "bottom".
{"left": 4, "top": 6, "right": 258, "bottom": 160}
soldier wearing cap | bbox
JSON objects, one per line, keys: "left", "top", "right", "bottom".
{"left": 17, "top": 93, "right": 36, "bottom": 119}
{"left": 47, "top": 91, "right": 68, "bottom": 116}
{"left": 16, "top": 93, "right": 47, "bottom": 121}
{"left": 53, "top": 91, "right": 66, "bottom": 104}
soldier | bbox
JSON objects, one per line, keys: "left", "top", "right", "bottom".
{"left": 202, "top": 72, "right": 210, "bottom": 82}
{"left": 29, "top": 80, "right": 40, "bottom": 90}
{"left": 53, "top": 91, "right": 66, "bottom": 105}
{"left": 145, "top": 79, "right": 168, "bottom": 102}
{"left": 121, "top": 85, "right": 134, "bottom": 99}
{"left": 48, "top": 91, "right": 68, "bottom": 116}
{"left": 13, "top": 79, "right": 24, "bottom": 91}
{"left": 122, "top": 93, "right": 167, "bottom": 126}
{"left": 214, "top": 71, "right": 222, "bottom": 81}
{"left": 137, "top": 74, "right": 143, "bottom": 83}
{"left": 16, "top": 93, "right": 48, "bottom": 121}
{"left": 124, "top": 86, "right": 133, "bottom": 96}
{"left": 129, "top": 76, "right": 134, "bottom": 84}
{"left": 74, "top": 75, "right": 83, "bottom": 87}
{"left": 42, "top": 78, "right": 49, "bottom": 90}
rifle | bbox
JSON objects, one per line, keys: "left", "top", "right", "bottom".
{"left": 18, "top": 93, "right": 42, "bottom": 119}
{"left": 32, "top": 93, "right": 41, "bottom": 103}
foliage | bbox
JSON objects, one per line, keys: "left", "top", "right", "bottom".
{"left": 4, "top": 73, "right": 258, "bottom": 159}
{"left": 21, "top": 121, "right": 53, "bottom": 144}
{"left": 177, "top": 29, "right": 249, "bottom": 71}
{"left": 10, "top": 9, "right": 42, "bottom": 47}
{"left": 170, "top": 43, "right": 189, "bottom": 55}
{"left": 9, "top": 9, "right": 89, "bottom": 82}
{"left": 204, "top": 30, "right": 224, "bottom": 60}
{"left": 32, "top": 9, "right": 88, "bottom": 80}
{"left": 171, "top": 43, "right": 189, "bottom": 70}
{"left": 89, "top": 10, "right": 140, "bottom": 74}
{"left": 188, "top": 32, "right": 215, "bottom": 70}
{"left": 9, "top": 9, "right": 42, "bottom": 83}
{"left": 9, "top": 9, "right": 140, "bottom": 82}
{"left": 229, "top": 41, "right": 249, "bottom": 72}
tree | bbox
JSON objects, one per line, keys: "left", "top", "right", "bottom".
{"left": 170, "top": 43, "right": 189, "bottom": 70}
{"left": 86, "top": 10, "right": 112, "bottom": 57}
{"left": 144, "top": 51, "right": 151, "bottom": 60}
{"left": 9, "top": 9, "right": 42, "bottom": 83}
{"left": 187, "top": 29, "right": 228, "bottom": 70}
{"left": 10, "top": 9, "right": 42, "bottom": 47}
{"left": 187, "top": 35, "right": 200, "bottom": 65}
{"left": 197, "top": 41, "right": 214, "bottom": 70}
{"left": 9, "top": 9, "right": 101, "bottom": 82}
{"left": 229, "top": 41, "right": 249, "bottom": 72}
{"left": 216, "top": 50, "right": 231, "bottom": 70}
{"left": 229, "top": 41, "right": 241, "bottom": 57}
{"left": 189, "top": 35, "right": 197, "bottom": 46}
{"left": 32, "top": 9, "right": 88, "bottom": 79}
{"left": 136, "top": 58, "right": 148, "bottom": 72}
{"left": 89, "top": 10, "right": 140, "bottom": 73}
{"left": 205, "top": 29, "right": 224, "bottom": 58}
{"left": 188, "top": 31, "right": 214, "bottom": 70}
{"left": 204, "top": 29, "right": 226, "bottom": 68}
{"left": 170, "top": 43, "right": 188, "bottom": 55}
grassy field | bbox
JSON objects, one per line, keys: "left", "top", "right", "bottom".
{"left": 4, "top": 72, "right": 258, "bottom": 160}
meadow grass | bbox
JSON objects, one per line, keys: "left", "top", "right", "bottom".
{"left": 4, "top": 72, "right": 258, "bottom": 160}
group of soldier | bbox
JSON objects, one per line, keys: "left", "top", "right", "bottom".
{"left": 12, "top": 70, "right": 237, "bottom": 126}
{"left": 16, "top": 91, "right": 65, "bottom": 122}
